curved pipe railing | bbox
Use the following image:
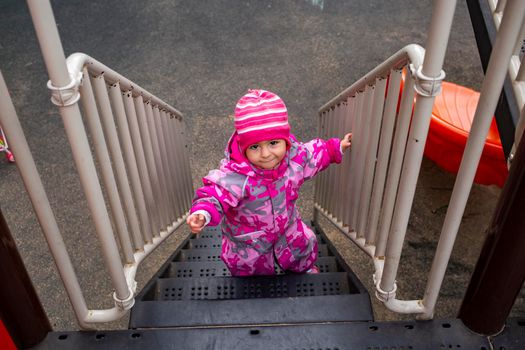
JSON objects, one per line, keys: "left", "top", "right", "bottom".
{"left": 314, "top": 1, "right": 458, "bottom": 318}
{"left": 314, "top": 43, "right": 430, "bottom": 315}
{"left": 315, "top": 0, "right": 525, "bottom": 319}
{"left": 15, "top": 0, "right": 192, "bottom": 329}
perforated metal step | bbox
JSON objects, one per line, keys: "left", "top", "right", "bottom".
{"left": 153, "top": 272, "right": 352, "bottom": 301}
{"left": 176, "top": 244, "right": 330, "bottom": 262}
{"left": 130, "top": 224, "right": 373, "bottom": 328}
{"left": 165, "top": 256, "right": 339, "bottom": 278}
{"left": 187, "top": 234, "right": 325, "bottom": 249}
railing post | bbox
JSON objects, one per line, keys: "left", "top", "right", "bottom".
{"left": 26, "top": 0, "right": 131, "bottom": 304}
{"left": 458, "top": 119, "right": 525, "bottom": 335}
{"left": 0, "top": 207, "right": 51, "bottom": 349}
{"left": 379, "top": 0, "right": 455, "bottom": 298}
{"left": 421, "top": 0, "right": 525, "bottom": 319}
{"left": 0, "top": 69, "right": 92, "bottom": 329}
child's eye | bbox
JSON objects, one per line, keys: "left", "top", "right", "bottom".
{"left": 249, "top": 145, "right": 259, "bottom": 151}
{"left": 269, "top": 140, "right": 280, "bottom": 146}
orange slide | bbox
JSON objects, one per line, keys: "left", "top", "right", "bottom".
{"left": 425, "top": 81, "right": 508, "bottom": 187}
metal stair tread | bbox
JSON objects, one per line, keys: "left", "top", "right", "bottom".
{"left": 165, "top": 256, "right": 340, "bottom": 278}
{"left": 176, "top": 244, "right": 330, "bottom": 262}
{"left": 129, "top": 293, "right": 374, "bottom": 328}
{"left": 153, "top": 272, "right": 355, "bottom": 301}
{"left": 187, "top": 234, "right": 326, "bottom": 248}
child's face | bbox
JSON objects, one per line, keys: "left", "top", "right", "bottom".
{"left": 245, "top": 139, "right": 287, "bottom": 169}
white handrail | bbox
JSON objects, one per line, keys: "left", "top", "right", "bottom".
{"left": 319, "top": 44, "right": 424, "bottom": 113}
{"left": 314, "top": 42, "right": 428, "bottom": 314}
{"left": 22, "top": 0, "right": 193, "bottom": 328}
{"left": 66, "top": 53, "right": 183, "bottom": 119}
{"left": 315, "top": 0, "right": 459, "bottom": 318}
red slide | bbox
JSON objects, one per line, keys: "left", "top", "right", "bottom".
{"left": 0, "top": 319, "right": 17, "bottom": 350}
{"left": 425, "top": 81, "right": 508, "bottom": 187}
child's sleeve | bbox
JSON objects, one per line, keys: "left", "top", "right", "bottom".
{"left": 190, "top": 169, "right": 244, "bottom": 226}
{"left": 301, "top": 138, "right": 343, "bottom": 180}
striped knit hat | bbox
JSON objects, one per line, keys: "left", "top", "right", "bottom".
{"left": 234, "top": 89, "right": 290, "bottom": 154}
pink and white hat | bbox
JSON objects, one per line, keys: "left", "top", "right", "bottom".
{"left": 234, "top": 89, "right": 291, "bottom": 153}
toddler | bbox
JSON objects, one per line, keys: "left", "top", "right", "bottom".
{"left": 187, "top": 89, "right": 351, "bottom": 276}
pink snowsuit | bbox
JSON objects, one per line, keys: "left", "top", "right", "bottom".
{"left": 190, "top": 132, "right": 342, "bottom": 276}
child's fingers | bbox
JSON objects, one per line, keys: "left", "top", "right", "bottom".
{"left": 186, "top": 214, "right": 205, "bottom": 234}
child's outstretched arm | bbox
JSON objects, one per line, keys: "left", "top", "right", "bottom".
{"left": 300, "top": 134, "right": 349, "bottom": 180}
{"left": 187, "top": 169, "right": 244, "bottom": 233}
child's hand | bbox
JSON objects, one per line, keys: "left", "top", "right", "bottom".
{"left": 341, "top": 133, "right": 352, "bottom": 152}
{"left": 186, "top": 213, "right": 206, "bottom": 234}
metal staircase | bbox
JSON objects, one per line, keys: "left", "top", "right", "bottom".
{"left": 129, "top": 224, "right": 373, "bottom": 328}
{"left": 32, "top": 224, "right": 510, "bottom": 349}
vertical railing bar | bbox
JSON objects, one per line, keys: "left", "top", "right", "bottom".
{"left": 133, "top": 96, "right": 164, "bottom": 235}
{"left": 353, "top": 85, "right": 374, "bottom": 237}
{"left": 161, "top": 110, "right": 182, "bottom": 219}
{"left": 176, "top": 116, "right": 192, "bottom": 214}
{"left": 168, "top": 114, "right": 186, "bottom": 213}
{"left": 176, "top": 116, "right": 194, "bottom": 209}
{"left": 516, "top": 55, "right": 525, "bottom": 82}
{"left": 155, "top": 109, "right": 176, "bottom": 220}
{"left": 314, "top": 111, "right": 323, "bottom": 208}
{"left": 348, "top": 91, "right": 364, "bottom": 230}
{"left": 144, "top": 102, "right": 171, "bottom": 229}
{"left": 93, "top": 76, "right": 143, "bottom": 251}
{"left": 326, "top": 107, "right": 337, "bottom": 215}
{"left": 152, "top": 106, "right": 176, "bottom": 222}
{"left": 359, "top": 77, "right": 387, "bottom": 242}
{"left": 335, "top": 102, "right": 346, "bottom": 222}
{"left": 167, "top": 114, "right": 187, "bottom": 217}
{"left": 320, "top": 109, "right": 329, "bottom": 211}
{"left": 495, "top": 0, "right": 507, "bottom": 13}
{"left": 356, "top": 84, "right": 377, "bottom": 238}
{"left": 319, "top": 110, "right": 330, "bottom": 210}
{"left": 375, "top": 69, "right": 415, "bottom": 257}
{"left": 315, "top": 111, "right": 326, "bottom": 209}
{"left": 342, "top": 96, "right": 356, "bottom": 227}
{"left": 172, "top": 114, "right": 189, "bottom": 218}
{"left": 513, "top": 17, "right": 525, "bottom": 56}
{"left": 79, "top": 71, "right": 134, "bottom": 263}
{"left": 367, "top": 68, "right": 403, "bottom": 245}
{"left": 320, "top": 111, "right": 330, "bottom": 210}
{"left": 121, "top": 90, "right": 155, "bottom": 243}
{"left": 108, "top": 82, "right": 151, "bottom": 247}
{"left": 351, "top": 87, "right": 371, "bottom": 232}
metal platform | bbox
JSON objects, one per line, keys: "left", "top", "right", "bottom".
{"left": 34, "top": 318, "right": 525, "bottom": 349}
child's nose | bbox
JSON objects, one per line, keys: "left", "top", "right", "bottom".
{"left": 261, "top": 146, "right": 270, "bottom": 157}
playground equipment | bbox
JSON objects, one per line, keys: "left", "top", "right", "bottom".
{"left": 426, "top": 81, "right": 509, "bottom": 187}
{"left": 1, "top": 0, "right": 525, "bottom": 348}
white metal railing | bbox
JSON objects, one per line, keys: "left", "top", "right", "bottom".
{"left": 315, "top": 0, "right": 525, "bottom": 319}
{"left": 0, "top": 58, "right": 192, "bottom": 328}
{"left": 1, "top": 0, "right": 194, "bottom": 329}
{"left": 314, "top": 43, "right": 430, "bottom": 315}
{"left": 488, "top": 0, "right": 525, "bottom": 163}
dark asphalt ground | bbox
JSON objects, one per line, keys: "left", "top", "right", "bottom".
{"left": 0, "top": 0, "right": 519, "bottom": 330}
